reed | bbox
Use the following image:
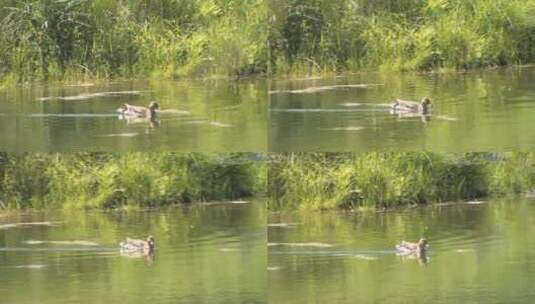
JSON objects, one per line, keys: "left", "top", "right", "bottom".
{"left": 268, "top": 153, "right": 535, "bottom": 211}
{"left": 3, "top": 1, "right": 534, "bottom": 81}
{"left": 269, "top": 0, "right": 535, "bottom": 74}
{"left": 0, "top": 0, "right": 267, "bottom": 82}
{"left": 0, "top": 153, "right": 266, "bottom": 210}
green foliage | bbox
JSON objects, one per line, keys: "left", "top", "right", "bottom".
{"left": 270, "top": 0, "right": 535, "bottom": 74}
{"left": 488, "top": 153, "right": 535, "bottom": 196}
{"left": 268, "top": 153, "right": 535, "bottom": 211}
{"left": 0, "top": 153, "right": 266, "bottom": 210}
{"left": 0, "top": 153, "right": 49, "bottom": 208}
{"left": 0, "top": 0, "right": 267, "bottom": 82}
{"left": 3, "top": 0, "right": 534, "bottom": 80}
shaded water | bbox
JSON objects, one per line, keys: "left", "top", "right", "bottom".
{"left": 269, "top": 67, "right": 535, "bottom": 151}
{"left": 0, "top": 80, "right": 267, "bottom": 152}
{"left": 268, "top": 198, "right": 535, "bottom": 304}
{"left": 0, "top": 201, "right": 266, "bottom": 304}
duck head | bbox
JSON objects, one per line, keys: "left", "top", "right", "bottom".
{"left": 422, "top": 97, "right": 432, "bottom": 104}
{"left": 118, "top": 104, "right": 128, "bottom": 113}
{"left": 420, "top": 97, "right": 432, "bottom": 114}
{"left": 147, "top": 235, "right": 155, "bottom": 251}
{"left": 418, "top": 238, "right": 429, "bottom": 251}
{"left": 149, "top": 102, "right": 160, "bottom": 112}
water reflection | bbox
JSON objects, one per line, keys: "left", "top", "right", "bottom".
{"left": 0, "top": 79, "right": 267, "bottom": 151}
{"left": 0, "top": 201, "right": 266, "bottom": 304}
{"left": 269, "top": 198, "right": 535, "bottom": 303}
{"left": 269, "top": 67, "right": 535, "bottom": 151}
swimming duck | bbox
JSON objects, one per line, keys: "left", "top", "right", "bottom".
{"left": 119, "top": 236, "right": 155, "bottom": 254}
{"left": 118, "top": 102, "right": 159, "bottom": 118}
{"left": 395, "top": 238, "right": 428, "bottom": 256}
{"left": 391, "top": 97, "right": 432, "bottom": 114}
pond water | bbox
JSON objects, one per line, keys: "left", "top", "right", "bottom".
{"left": 3, "top": 68, "right": 534, "bottom": 152}
{"left": 0, "top": 79, "right": 267, "bottom": 152}
{"left": 0, "top": 201, "right": 266, "bottom": 304}
{"left": 268, "top": 198, "right": 535, "bottom": 304}
{"left": 269, "top": 67, "right": 535, "bottom": 151}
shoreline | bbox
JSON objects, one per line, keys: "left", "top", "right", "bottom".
{"left": 268, "top": 193, "right": 535, "bottom": 215}
{"left": 0, "top": 196, "right": 263, "bottom": 215}
{"left": 3, "top": 63, "right": 535, "bottom": 89}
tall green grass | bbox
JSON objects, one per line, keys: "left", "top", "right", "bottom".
{"left": 3, "top": 0, "right": 534, "bottom": 81}
{"left": 0, "top": 0, "right": 268, "bottom": 83}
{"left": 268, "top": 153, "right": 535, "bottom": 211}
{"left": 0, "top": 153, "right": 266, "bottom": 210}
{"left": 2, "top": 152, "right": 533, "bottom": 211}
{"left": 269, "top": 0, "right": 535, "bottom": 74}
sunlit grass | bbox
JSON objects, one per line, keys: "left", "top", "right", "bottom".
{"left": 268, "top": 153, "right": 535, "bottom": 211}
{"left": 0, "top": 0, "right": 267, "bottom": 82}
{"left": 0, "top": 153, "right": 266, "bottom": 210}
{"left": 270, "top": 0, "right": 535, "bottom": 75}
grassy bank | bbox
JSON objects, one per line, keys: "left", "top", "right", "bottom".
{"left": 268, "top": 153, "right": 535, "bottom": 211}
{"left": 269, "top": 0, "right": 535, "bottom": 75}
{"left": 0, "top": 0, "right": 267, "bottom": 83}
{"left": 0, "top": 153, "right": 266, "bottom": 210}
{"left": 3, "top": 1, "right": 535, "bottom": 83}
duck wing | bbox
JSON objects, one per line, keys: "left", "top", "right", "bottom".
{"left": 120, "top": 238, "right": 151, "bottom": 253}
{"left": 120, "top": 105, "right": 149, "bottom": 117}
{"left": 396, "top": 99, "right": 420, "bottom": 108}
{"left": 124, "top": 238, "right": 146, "bottom": 246}
{"left": 117, "top": 103, "right": 130, "bottom": 113}
{"left": 391, "top": 100, "right": 421, "bottom": 113}
{"left": 395, "top": 241, "right": 418, "bottom": 252}
{"left": 396, "top": 99, "right": 419, "bottom": 105}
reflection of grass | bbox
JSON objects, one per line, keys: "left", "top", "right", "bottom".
{"left": 0, "top": 153, "right": 266, "bottom": 210}
{"left": 268, "top": 153, "right": 535, "bottom": 211}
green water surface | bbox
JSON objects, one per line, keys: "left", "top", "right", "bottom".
{"left": 0, "top": 79, "right": 267, "bottom": 152}
{"left": 0, "top": 201, "right": 266, "bottom": 304}
{"left": 268, "top": 198, "right": 535, "bottom": 304}
{"left": 269, "top": 67, "right": 535, "bottom": 151}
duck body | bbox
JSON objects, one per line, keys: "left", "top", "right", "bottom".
{"left": 395, "top": 238, "right": 428, "bottom": 256}
{"left": 391, "top": 97, "right": 432, "bottom": 114}
{"left": 118, "top": 102, "right": 159, "bottom": 118}
{"left": 120, "top": 236, "right": 155, "bottom": 255}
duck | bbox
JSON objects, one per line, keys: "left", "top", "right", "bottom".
{"left": 119, "top": 235, "right": 155, "bottom": 254}
{"left": 117, "top": 102, "right": 160, "bottom": 118}
{"left": 391, "top": 97, "right": 432, "bottom": 114}
{"left": 395, "top": 238, "right": 428, "bottom": 256}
